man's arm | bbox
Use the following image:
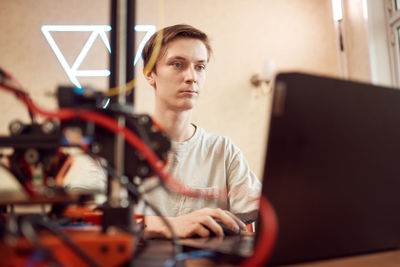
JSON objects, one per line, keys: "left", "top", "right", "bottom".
{"left": 144, "top": 208, "right": 246, "bottom": 239}
{"left": 227, "top": 145, "right": 262, "bottom": 216}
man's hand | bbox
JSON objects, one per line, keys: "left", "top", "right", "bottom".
{"left": 145, "top": 208, "right": 247, "bottom": 239}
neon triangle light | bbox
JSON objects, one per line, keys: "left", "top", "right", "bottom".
{"left": 41, "top": 25, "right": 156, "bottom": 88}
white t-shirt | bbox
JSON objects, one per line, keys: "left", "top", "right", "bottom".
{"left": 137, "top": 125, "right": 261, "bottom": 218}
{"left": 63, "top": 125, "right": 261, "bottom": 219}
{"left": 63, "top": 153, "right": 107, "bottom": 194}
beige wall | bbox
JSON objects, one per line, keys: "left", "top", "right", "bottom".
{"left": 0, "top": 0, "right": 110, "bottom": 131}
{"left": 342, "top": 0, "right": 371, "bottom": 83}
{"left": 1, "top": 0, "right": 369, "bottom": 180}
{"left": 135, "top": 0, "right": 340, "bottom": 177}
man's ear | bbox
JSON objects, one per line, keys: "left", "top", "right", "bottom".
{"left": 143, "top": 69, "right": 156, "bottom": 88}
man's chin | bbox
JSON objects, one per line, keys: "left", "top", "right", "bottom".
{"left": 176, "top": 101, "right": 197, "bottom": 111}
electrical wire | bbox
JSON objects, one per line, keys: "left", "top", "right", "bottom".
{"left": 1, "top": 0, "right": 279, "bottom": 260}
{"left": 141, "top": 198, "right": 183, "bottom": 256}
{"left": 80, "top": 110, "right": 228, "bottom": 199}
{"left": 20, "top": 218, "right": 64, "bottom": 267}
{"left": 240, "top": 195, "right": 278, "bottom": 267}
{"left": 0, "top": 68, "right": 35, "bottom": 123}
{"left": 94, "top": 157, "right": 184, "bottom": 264}
{"left": 24, "top": 216, "right": 101, "bottom": 267}
{"left": 126, "top": 115, "right": 153, "bottom": 149}
{"left": 105, "top": 78, "right": 136, "bottom": 97}
{"left": 0, "top": 82, "right": 227, "bottom": 200}
{"left": 85, "top": 112, "right": 216, "bottom": 261}
{"left": 0, "top": 79, "right": 279, "bottom": 265}
{"left": 96, "top": 157, "right": 183, "bottom": 257}
{"left": 0, "top": 68, "right": 24, "bottom": 89}
{"left": 0, "top": 156, "right": 75, "bottom": 199}
{"left": 54, "top": 151, "right": 145, "bottom": 266}
{"left": 104, "top": 0, "right": 165, "bottom": 97}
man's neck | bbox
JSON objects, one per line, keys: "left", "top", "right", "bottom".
{"left": 153, "top": 108, "right": 195, "bottom": 142}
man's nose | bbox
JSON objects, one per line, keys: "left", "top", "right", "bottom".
{"left": 184, "top": 65, "right": 197, "bottom": 83}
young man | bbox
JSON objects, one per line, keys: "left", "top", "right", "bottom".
{"left": 140, "top": 24, "right": 261, "bottom": 238}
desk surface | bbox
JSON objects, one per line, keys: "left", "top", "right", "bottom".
{"left": 131, "top": 239, "right": 400, "bottom": 267}
{"left": 288, "top": 249, "right": 400, "bottom": 267}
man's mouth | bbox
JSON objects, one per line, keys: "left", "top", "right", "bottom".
{"left": 180, "top": 90, "right": 198, "bottom": 94}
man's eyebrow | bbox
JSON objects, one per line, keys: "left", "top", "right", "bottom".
{"left": 166, "top": 56, "right": 207, "bottom": 63}
{"left": 166, "top": 56, "right": 186, "bottom": 61}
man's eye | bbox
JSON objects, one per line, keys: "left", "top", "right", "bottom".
{"left": 172, "top": 62, "right": 182, "bottom": 68}
{"left": 196, "top": 65, "right": 206, "bottom": 71}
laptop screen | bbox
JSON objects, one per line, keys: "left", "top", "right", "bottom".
{"left": 261, "top": 72, "right": 400, "bottom": 265}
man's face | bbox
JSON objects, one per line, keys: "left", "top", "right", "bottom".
{"left": 145, "top": 37, "right": 208, "bottom": 112}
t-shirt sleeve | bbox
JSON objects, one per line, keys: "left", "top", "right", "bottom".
{"left": 226, "top": 143, "right": 261, "bottom": 221}
{"left": 63, "top": 154, "right": 107, "bottom": 194}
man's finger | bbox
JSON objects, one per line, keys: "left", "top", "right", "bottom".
{"left": 224, "top": 210, "right": 247, "bottom": 230}
{"left": 209, "top": 209, "right": 240, "bottom": 233}
{"left": 200, "top": 215, "right": 224, "bottom": 236}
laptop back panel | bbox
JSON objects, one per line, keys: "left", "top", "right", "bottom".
{"left": 263, "top": 73, "right": 400, "bottom": 265}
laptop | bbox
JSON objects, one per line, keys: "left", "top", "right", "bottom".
{"left": 180, "top": 72, "right": 400, "bottom": 265}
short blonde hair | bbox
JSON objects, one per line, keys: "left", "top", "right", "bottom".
{"left": 142, "top": 24, "right": 212, "bottom": 73}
